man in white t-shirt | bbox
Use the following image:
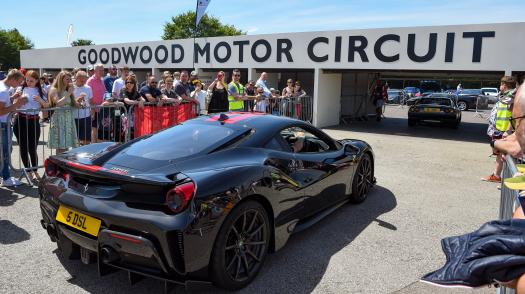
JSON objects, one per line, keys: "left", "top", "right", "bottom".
{"left": 112, "top": 66, "right": 130, "bottom": 98}
{"left": 73, "top": 71, "right": 93, "bottom": 145}
{"left": 0, "top": 69, "right": 27, "bottom": 186}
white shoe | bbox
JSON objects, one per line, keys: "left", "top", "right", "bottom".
{"left": 2, "top": 177, "right": 22, "bottom": 187}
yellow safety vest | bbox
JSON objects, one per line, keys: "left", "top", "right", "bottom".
{"left": 495, "top": 101, "right": 512, "bottom": 132}
{"left": 228, "top": 82, "right": 244, "bottom": 111}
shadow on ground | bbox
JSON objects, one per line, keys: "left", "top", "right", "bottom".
{"left": 0, "top": 219, "right": 30, "bottom": 244}
{"left": 329, "top": 116, "right": 488, "bottom": 144}
{"left": 51, "top": 185, "right": 396, "bottom": 293}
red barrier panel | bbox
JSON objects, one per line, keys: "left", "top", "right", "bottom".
{"left": 134, "top": 103, "right": 197, "bottom": 137}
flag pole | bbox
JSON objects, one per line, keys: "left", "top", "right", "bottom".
{"left": 192, "top": 0, "right": 198, "bottom": 70}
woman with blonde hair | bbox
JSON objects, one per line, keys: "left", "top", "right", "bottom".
{"left": 47, "top": 71, "right": 80, "bottom": 153}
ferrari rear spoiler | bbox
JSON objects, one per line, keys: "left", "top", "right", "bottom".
{"left": 48, "top": 157, "right": 186, "bottom": 186}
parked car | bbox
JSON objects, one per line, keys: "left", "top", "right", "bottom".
{"left": 481, "top": 87, "right": 499, "bottom": 96}
{"left": 39, "top": 112, "right": 375, "bottom": 290}
{"left": 403, "top": 87, "right": 420, "bottom": 98}
{"left": 457, "top": 89, "right": 488, "bottom": 111}
{"left": 420, "top": 80, "right": 441, "bottom": 93}
{"left": 408, "top": 94, "right": 462, "bottom": 128}
{"left": 387, "top": 89, "right": 404, "bottom": 104}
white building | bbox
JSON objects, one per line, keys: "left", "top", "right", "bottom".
{"left": 21, "top": 22, "right": 525, "bottom": 127}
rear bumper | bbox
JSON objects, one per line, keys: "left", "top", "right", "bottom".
{"left": 408, "top": 112, "right": 459, "bottom": 123}
{"left": 38, "top": 178, "right": 217, "bottom": 289}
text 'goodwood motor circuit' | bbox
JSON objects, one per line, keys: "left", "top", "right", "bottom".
{"left": 39, "top": 112, "right": 375, "bottom": 291}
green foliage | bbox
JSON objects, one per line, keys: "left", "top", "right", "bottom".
{"left": 71, "top": 39, "right": 95, "bottom": 47}
{"left": 162, "top": 11, "right": 244, "bottom": 40}
{"left": 0, "top": 28, "right": 33, "bottom": 70}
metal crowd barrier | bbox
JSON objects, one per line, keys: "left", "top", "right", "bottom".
{"left": 257, "top": 96, "right": 313, "bottom": 123}
{"left": 4, "top": 102, "right": 201, "bottom": 186}
{"left": 6, "top": 104, "right": 128, "bottom": 186}
{"left": 497, "top": 155, "right": 521, "bottom": 294}
{"left": 499, "top": 155, "right": 520, "bottom": 220}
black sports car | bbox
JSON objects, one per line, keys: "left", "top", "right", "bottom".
{"left": 39, "top": 112, "right": 375, "bottom": 291}
{"left": 408, "top": 94, "right": 462, "bottom": 128}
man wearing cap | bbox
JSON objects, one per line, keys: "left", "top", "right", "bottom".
{"left": 87, "top": 65, "right": 94, "bottom": 77}
{"left": 189, "top": 70, "right": 198, "bottom": 92}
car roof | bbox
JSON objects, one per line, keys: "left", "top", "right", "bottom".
{"left": 186, "top": 112, "right": 311, "bottom": 144}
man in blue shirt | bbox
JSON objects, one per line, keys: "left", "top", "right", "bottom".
{"left": 139, "top": 76, "right": 166, "bottom": 104}
{"left": 103, "top": 65, "right": 118, "bottom": 93}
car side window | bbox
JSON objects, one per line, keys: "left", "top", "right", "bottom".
{"left": 279, "top": 126, "right": 331, "bottom": 153}
{"left": 264, "top": 135, "right": 291, "bottom": 152}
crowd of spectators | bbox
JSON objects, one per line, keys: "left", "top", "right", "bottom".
{"left": 0, "top": 65, "right": 310, "bottom": 187}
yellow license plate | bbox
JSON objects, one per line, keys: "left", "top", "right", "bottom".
{"left": 424, "top": 108, "right": 440, "bottom": 112}
{"left": 56, "top": 206, "right": 101, "bottom": 237}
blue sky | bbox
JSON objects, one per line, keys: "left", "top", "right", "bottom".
{"left": 1, "top": 0, "right": 524, "bottom": 49}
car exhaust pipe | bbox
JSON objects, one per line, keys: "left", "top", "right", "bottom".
{"left": 44, "top": 221, "right": 58, "bottom": 242}
{"left": 100, "top": 246, "right": 120, "bottom": 264}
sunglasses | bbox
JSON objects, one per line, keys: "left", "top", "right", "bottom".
{"left": 125, "top": 81, "right": 135, "bottom": 84}
{"left": 150, "top": 81, "right": 157, "bottom": 84}
{"left": 233, "top": 74, "right": 240, "bottom": 77}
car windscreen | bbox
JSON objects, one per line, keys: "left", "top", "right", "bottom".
{"left": 125, "top": 123, "right": 236, "bottom": 160}
{"left": 416, "top": 98, "right": 452, "bottom": 106}
{"left": 461, "top": 89, "right": 481, "bottom": 95}
{"left": 404, "top": 87, "right": 419, "bottom": 93}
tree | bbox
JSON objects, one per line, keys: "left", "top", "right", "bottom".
{"left": 162, "top": 11, "right": 244, "bottom": 40}
{"left": 71, "top": 39, "right": 94, "bottom": 47}
{"left": 0, "top": 28, "right": 33, "bottom": 71}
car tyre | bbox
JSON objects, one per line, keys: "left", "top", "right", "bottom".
{"left": 350, "top": 153, "right": 373, "bottom": 203}
{"left": 210, "top": 200, "right": 270, "bottom": 290}
{"left": 457, "top": 101, "right": 468, "bottom": 111}
{"left": 408, "top": 119, "right": 417, "bottom": 127}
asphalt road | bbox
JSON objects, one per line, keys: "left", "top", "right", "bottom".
{"left": 0, "top": 105, "right": 499, "bottom": 293}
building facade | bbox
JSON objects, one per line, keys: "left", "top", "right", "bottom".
{"left": 21, "top": 22, "right": 525, "bottom": 127}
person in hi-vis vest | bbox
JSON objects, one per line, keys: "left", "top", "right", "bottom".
{"left": 482, "top": 75, "right": 517, "bottom": 183}
{"left": 228, "top": 69, "right": 251, "bottom": 111}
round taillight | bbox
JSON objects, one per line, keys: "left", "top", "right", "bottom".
{"left": 166, "top": 182, "right": 196, "bottom": 213}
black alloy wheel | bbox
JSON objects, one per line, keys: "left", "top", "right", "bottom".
{"left": 211, "top": 201, "right": 270, "bottom": 290}
{"left": 350, "top": 153, "right": 373, "bottom": 203}
{"left": 457, "top": 101, "right": 468, "bottom": 111}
